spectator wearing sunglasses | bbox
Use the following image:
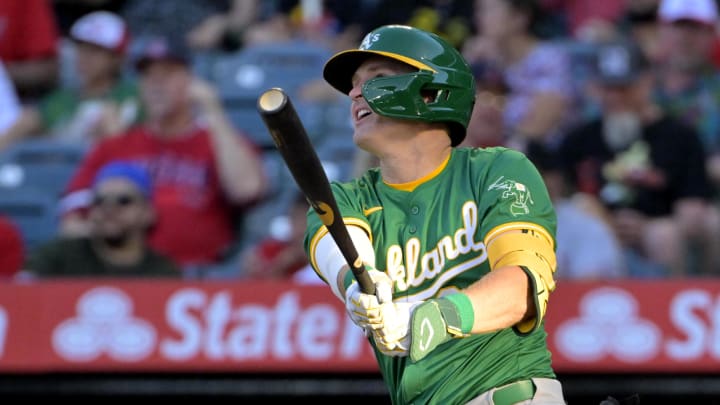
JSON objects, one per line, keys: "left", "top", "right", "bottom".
{"left": 20, "top": 161, "right": 179, "bottom": 279}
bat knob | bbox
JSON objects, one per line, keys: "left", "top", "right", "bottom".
{"left": 258, "top": 88, "right": 288, "bottom": 114}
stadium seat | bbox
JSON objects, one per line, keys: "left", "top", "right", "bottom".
{"left": 0, "top": 187, "right": 59, "bottom": 252}
{"left": 206, "top": 41, "right": 333, "bottom": 149}
{"left": 210, "top": 40, "right": 331, "bottom": 99}
{"left": 0, "top": 139, "right": 88, "bottom": 198}
{"left": 234, "top": 150, "right": 298, "bottom": 251}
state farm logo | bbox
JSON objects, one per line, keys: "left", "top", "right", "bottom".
{"left": 555, "top": 287, "right": 661, "bottom": 362}
{"left": 52, "top": 287, "right": 156, "bottom": 362}
{"left": 160, "top": 289, "right": 367, "bottom": 361}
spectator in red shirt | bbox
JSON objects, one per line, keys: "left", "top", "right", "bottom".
{"left": 0, "top": 0, "right": 60, "bottom": 101}
{"left": 0, "top": 214, "right": 24, "bottom": 280}
{"left": 59, "top": 35, "right": 266, "bottom": 272}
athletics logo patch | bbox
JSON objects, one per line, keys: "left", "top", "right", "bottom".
{"left": 359, "top": 33, "right": 380, "bottom": 50}
{"left": 488, "top": 176, "right": 534, "bottom": 216}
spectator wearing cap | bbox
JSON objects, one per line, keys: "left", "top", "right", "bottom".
{"left": 59, "top": 35, "right": 266, "bottom": 273}
{"left": 0, "top": 11, "right": 142, "bottom": 151}
{"left": 21, "top": 160, "right": 179, "bottom": 279}
{"left": 653, "top": 0, "right": 720, "bottom": 192}
{"left": 559, "top": 40, "right": 720, "bottom": 277}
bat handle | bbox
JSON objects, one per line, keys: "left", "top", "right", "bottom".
{"left": 351, "top": 261, "right": 376, "bottom": 295}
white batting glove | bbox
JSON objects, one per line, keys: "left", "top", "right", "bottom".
{"left": 344, "top": 268, "right": 394, "bottom": 330}
{"left": 370, "top": 300, "right": 423, "bottom": 357}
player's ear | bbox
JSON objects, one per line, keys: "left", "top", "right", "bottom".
{"left": 421, "top": 89, "right": 439, "bottom": 104}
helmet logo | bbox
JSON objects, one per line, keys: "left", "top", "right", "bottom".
{"left": 359, "top": 33, "right": 380, "bottom": 50}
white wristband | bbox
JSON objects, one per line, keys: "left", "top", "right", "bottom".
{"left": 314, "top": 225, "right": 375, "bottom": 300}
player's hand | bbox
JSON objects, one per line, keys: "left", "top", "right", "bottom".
{"left": 369, "top": 300, "right": 423, "bottom": 357}
{"left": 344, "top": 267, "right": 393, "bottom": 330}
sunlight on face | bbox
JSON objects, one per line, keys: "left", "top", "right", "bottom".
{"left": 348, "top": 57, "right": 420, "bottom": 152}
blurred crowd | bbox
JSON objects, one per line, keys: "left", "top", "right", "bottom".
{"left": 1, "top": 0, "right": 719, "bottom": 282}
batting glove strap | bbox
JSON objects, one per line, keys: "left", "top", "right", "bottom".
{"left": 441, "top": 293, "right": 475, "bottom": 336}
{"left": 409, "top": 294, "right": 474, "bottom": 362}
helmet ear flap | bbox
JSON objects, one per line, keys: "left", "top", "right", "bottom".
{"left": 362, "top": 71, "right": 435, "bottom": 121}
{"left": 361, "top": 69, "right": 475, "bottom": 146}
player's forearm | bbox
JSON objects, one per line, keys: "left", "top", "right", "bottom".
{"left": 204, "top": 104, "right": 265, "bottom": 202}
{"left": 312, "top": 226, "right": 376, "bottom": 300}
{"left": 462, "top": 265, "right": 532, "bottom": 334}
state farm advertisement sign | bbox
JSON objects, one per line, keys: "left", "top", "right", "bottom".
{"left": 0, "top": 280, "right": 376, "bottom": 372}
{"left": 545, "top": 280, "right": 720, "bottom": 372}
{"left": 1, "top": 279, "right": 720, "bottom": 373}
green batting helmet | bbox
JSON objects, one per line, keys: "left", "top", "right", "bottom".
{"left": 323, "top": 25, "right": 476, "bottom": 146}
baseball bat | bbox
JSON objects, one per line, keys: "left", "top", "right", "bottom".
{"left": 257, "top": 88, "right": 376, "bottom": 295}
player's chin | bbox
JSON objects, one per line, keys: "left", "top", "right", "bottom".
{"left": 352, "top": 130, "right": 375, "bottom": 150}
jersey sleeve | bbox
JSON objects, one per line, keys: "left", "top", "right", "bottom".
{"left": 478, "top": 148, "right": 558, "bottom": 335}
{"left": 303, "top": 180, "right": 371, "bottom": 284}
{"left": 479, "top": 149, "right": 557, "bottom": 238}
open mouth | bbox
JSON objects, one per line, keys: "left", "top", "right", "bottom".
{"left": 355, "top": 108, "right": 372, "bottom": 122}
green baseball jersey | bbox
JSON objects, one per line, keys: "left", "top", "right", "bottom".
{"left": 305, "top": 147, "right": 558, "bottom": 405}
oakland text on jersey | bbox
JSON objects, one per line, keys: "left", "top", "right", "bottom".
{"left": 385, "top": 201, "right": 487, "bottom": 299}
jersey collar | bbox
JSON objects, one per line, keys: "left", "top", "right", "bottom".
{"left": 383, "top": 151, "right": 452, "bottom": 192}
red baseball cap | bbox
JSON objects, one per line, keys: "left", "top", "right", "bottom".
{"left": 134, "top": 36, "right": 191, "bottom": 72}
{"left": 70, "top": 11, "right": 130, "bottom": 54}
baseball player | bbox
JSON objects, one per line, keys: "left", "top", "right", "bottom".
{"left": 304, "top": 24, "right": 565, "bottom": 404}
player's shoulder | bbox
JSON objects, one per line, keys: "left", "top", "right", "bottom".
{"left": 328, "top": 167, "right": 381, "bottom": 199}
{"left": 455, "top": 146, "right": 529, "bottom": 165}
{"left": 339, "top": 167, "right": 381, "bottom": 187}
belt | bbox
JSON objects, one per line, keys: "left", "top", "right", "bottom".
{"left": 492, "top": 379, "right": 536, "bottom": 405}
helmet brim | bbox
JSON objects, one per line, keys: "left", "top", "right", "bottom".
{"left": 323, "top": 49, "right": 436, "bottom": 95}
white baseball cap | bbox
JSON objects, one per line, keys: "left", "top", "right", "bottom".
{"left": 659, "top": 0, "right": 719, "bottom": 25}
{"left": 70, "top": 11, "right": 129, "bottom": 54}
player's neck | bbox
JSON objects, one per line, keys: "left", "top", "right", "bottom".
{"left": 378, "top": 136, "right": 452, "bottom": 184}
